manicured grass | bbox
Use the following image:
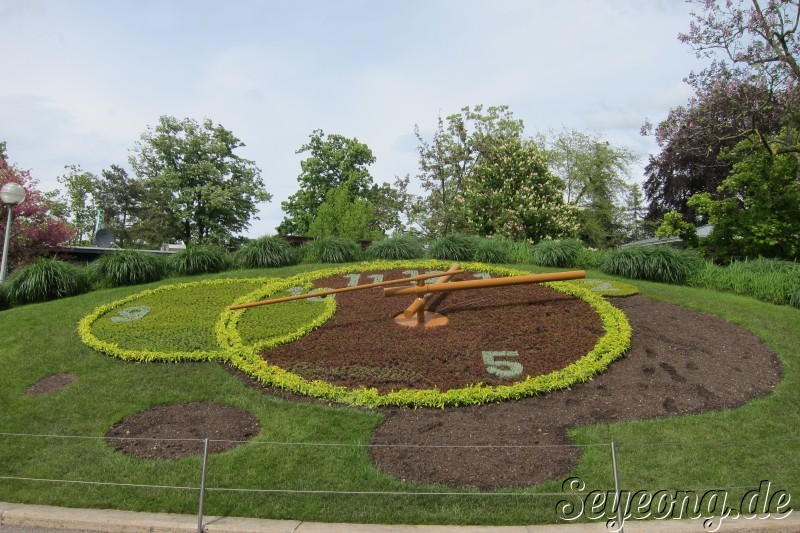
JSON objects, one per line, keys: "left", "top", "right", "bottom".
{"left": 0, "top": 263, "right": 797, "bottom": 525}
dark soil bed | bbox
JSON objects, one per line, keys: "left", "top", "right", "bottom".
{"left": 263, "top": 269, "right": 604, "bottom": 392}
{"left": 370, "top": 295, "right": 782, "bottom": 488}
{"left": 105, "top": 402, "right": 261, "bottom": 459}
{"left": 26, "top": 373, "right": 77, "bottom": 395}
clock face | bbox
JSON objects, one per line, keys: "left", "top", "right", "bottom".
{"left": 255, "top": 268, "right": 604, "bottom": 393}
{"left": 81, "top": 260, "right": 631, "bottom": 407}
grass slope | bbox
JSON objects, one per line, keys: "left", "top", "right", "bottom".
{"left": 0, "top": 264, "right": 797, "bottom": 525}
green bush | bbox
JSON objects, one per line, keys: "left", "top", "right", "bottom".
{"left": 427, "top": 234, "right": 477, "bottom": 261}
{"left": 533, "top": 239, "right": 585, "bottom": 268}
{"left": 91, "top": 250, "right": 170, "bottom": 287}
{"left": 790, "top": 285, "right": 800, "bottom": 309}
{"left": 688, "top": 257, "right": 800, "bottom": 306}
{"left": 235, "top": 236, "right": 297, "bottom": 269}
{"left": 366, "top": 235, "right": 424, "bottom": 260}
{"left": 575, "top": 248, "right": 606, "bottom": 270}
{"left": 170, "top": 244, "right": 231, "bottom": 275}
{"left": 0, "top": 283, "right": 9, "bottom": 310}
{"left": 505, "top": 240, "right": 535, "bottom": 264}
{"left": 6, "top": 258, "right": 90, "bottom": 304}
{"left": 603, "top": 246, "right": 704, "bottom": 285}
{"left": 473, "top": 237, "right": 509, "bottom": 264}
{"left": 301, "top": 236, "right": 361, "bottom": 263}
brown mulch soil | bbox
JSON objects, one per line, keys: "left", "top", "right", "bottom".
{"left": 104, "top": 271, "right": 782, "bottom": 490}
{"left": 264, "top": 269, "right": 604, "bottom": 392}
{"left": 369, "top": 295, "right": 782, "bottom": 488}
{"left": 25, "top": 373, "right": 77, "bottom": 395}
{"left": 105, "top": 402, "right": 261, "bottom": 460}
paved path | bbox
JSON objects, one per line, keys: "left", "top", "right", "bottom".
{"left": 1, "top": 502, "right": 799, "bottom": 532}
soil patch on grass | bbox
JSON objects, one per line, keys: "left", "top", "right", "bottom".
{"left": 26, "top": 373, "right": 77, "bottom": 395}
{"left": 106, "top": 402, "right": 260, "bottom": 460}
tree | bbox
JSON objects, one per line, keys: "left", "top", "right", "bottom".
{"left": 655, "top": 210, "right": 699, "bottom": 247}
{"left": 278, "top": 130, "right": 376, "bottom": 236}
{"left": 464, "top": 137, "right": 578, "bottom": 242}
{"left": 307, "top": 186, "right": 383, "bottom": 240}
{"left": 620, "top": 184, "right": 648, "bottom": 242}
{"left": 414, "top": 105, "right": 524, "bottom": 237}
{"left": 56, "top": 164, "right": 99, "bottom": 244}
{"left": 94, "top": 164, "right": 145, "bottom": 248}
{"left": 540, "top": 129, "right": 637, "bottom": 248}
{"left": 129, "top": 116, "right": 270, "bottom": 244}
{"left": 678, "top": 0, "right": 800, "bottom": 156}
{"left": 688, "top": 135, "right": 800, "bottom": 260}
{"left": 0, "top": 160, "right": 75, "bottom": 272}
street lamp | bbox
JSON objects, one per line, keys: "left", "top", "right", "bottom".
{"left": 0, "top": 182, "right": 27, "bottom": 283}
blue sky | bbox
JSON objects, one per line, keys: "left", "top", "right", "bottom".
{"left": 1, "top": 0, "right": 702, "bottom": 237}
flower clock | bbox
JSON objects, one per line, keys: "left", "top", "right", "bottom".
{"left": 80, "top": 260, "right": 633, "bottom": 408}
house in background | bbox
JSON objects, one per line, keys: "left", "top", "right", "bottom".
{"left": 621, "top": 224, "right": 714, "bottom": 248}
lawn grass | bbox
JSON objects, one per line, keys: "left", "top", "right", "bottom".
{"left": 0, "top": 262, "right": 798, "bottom": 525}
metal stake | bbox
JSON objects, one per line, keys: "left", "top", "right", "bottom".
{"left": 197, "top": 438, "right": 209, "bottom": 533}
{"left": 611, "top": 441, "right": 624, "bottom": 533}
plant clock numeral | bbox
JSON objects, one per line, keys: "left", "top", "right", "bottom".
{"left": 482, "top": 351, "right": 523, "bottom": 378}
{"left": 287, "top": 286, "right": 335, "bottom": 302}
{"left": 110, "top": 305, "right": 152, "bottom": 323}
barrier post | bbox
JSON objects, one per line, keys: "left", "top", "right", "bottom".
{"left": 197, "top": 438, "right": 209, "bottom": 533}
{"left": 611, "top": 441, "right": 624, "bottom": 533}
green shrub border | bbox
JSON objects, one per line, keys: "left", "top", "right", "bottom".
{"left": 79, "top": 260, "right": 631, "bottom": 408}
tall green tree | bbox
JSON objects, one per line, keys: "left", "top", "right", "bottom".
{"left": 307, "top": 186, "right": 383, "bottom": 240}
{"left": 688, "top": 135, "right": 800, "bottom": 260}
{"left": 414, "top": 105, "right": 524, "bottom": 237}
{"left": 540, "top": 129, "right": 636, "bottom": 248}
{"left": 56, "top": 164, "right": 99, "bottom": 244}
{"left": 95, "top": 164, "right": 145, "bottom": 248}
{"left": 464, "top": 137, "right": 578, "bottom": 241}
{"left": 278, "top": 130, "right": 376, "bottom": 236}
{"left": 129, "top": 116, "right": 270, "bottom": 244}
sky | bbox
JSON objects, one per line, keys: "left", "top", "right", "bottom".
{"left": 1, "top": 0, "right": 704, "bottom": 239}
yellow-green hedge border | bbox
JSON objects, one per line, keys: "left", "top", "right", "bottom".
{"left": 79, "top": 260, "right": 631, "bottom": 408}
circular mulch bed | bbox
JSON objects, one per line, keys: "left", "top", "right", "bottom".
{"left": 263, "top": 269, "right": 604, "bottom": 393}
{"left": 26, "top": 373, "right": 77, "bottom": 395}
{"left": 105, "top": 402, "right": 261, "bottom": 460}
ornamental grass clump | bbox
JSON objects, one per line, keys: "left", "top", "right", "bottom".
{"left": 575, "top": 248, "right": 606, "bottom": 270}
{"left": 533, "top": 238, "right": 584, "bottom": 268}
{"left": 301, "top": 236, "right": 361, "bottom": 263}
{"left": 603, "top": 245, "right": 703, "bottom": 285}
{"left": 688, "top": 257, "right": 800, "bottom": 306}
{"left": 427, "top": 234, "right": 478, "bottom": 261}
{"left": 235, "top": 236, "right": 297, "bottom": 268}
{"left": 91, "top": 250, "right": 170, "bottom": 287}
{"left": 505, "top": 240, "right": 535, "bottom": 264}
{"left": 6, "top": 258, "right": 90, "bottom": 304}
{"left": 366, "top": 235, "right": 424, "bottom": 260}
{"left": 473, "top": 237, "right": 509, "bottom": 264}
{"left": 170, "top": 244, "right": 232, "bottom": 275}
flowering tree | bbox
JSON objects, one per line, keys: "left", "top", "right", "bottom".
{"left": 464, "top": 138, "right": 578, "bottom": 242}
{"left": 0, "top": 159, "right": 75, "bottom": 273}
{"left": 677, "top": 0, "right": 800, "bottom": 155}
{"left": 413, "top": 105, "right": 524, "bottom": 237}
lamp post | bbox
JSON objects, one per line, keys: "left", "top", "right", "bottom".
{"left": 0, "top": 182, "right": 27, "bottom": 283}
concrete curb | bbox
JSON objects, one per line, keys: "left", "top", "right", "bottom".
{"left": 1, "top": 502, "right": 799, "bottom": 532}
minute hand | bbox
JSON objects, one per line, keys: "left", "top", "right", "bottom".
{"left": 383, "top": 270, "right": 586, "bottom": 297}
